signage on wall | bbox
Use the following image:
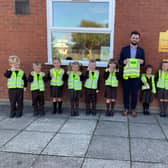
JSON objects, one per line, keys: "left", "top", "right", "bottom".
{"left": 158, "top": 30, "right": 168, "bottom": 53}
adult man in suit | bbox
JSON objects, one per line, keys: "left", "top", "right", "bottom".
{"left": 119, "top": 31, "right": 145, "bottom": 117}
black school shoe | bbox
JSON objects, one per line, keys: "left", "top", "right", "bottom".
{"left": 160, "top": 112, "right": 166, "bottom": 117}
{"left": 15, "top": 111, "right": 23, "bottom": 118}
{"left": 9, "top": 112, "right": 16, "bottom": 118}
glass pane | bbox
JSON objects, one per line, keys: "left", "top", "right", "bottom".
{"left": 52, "top": 2, "right": 109, "bottom": 28}
{"left": 15, "top": 0, "right": 30, "bottom": 15}
{"left": 51, "top": 32, "right": 110, "bottom": 61}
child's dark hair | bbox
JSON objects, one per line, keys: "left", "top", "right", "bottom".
{"left": 107, "top": 58, "right": 118, "bottom": 68}
{"left": 144, "top": 64, "right": 153, "bottom": 72}
{"left": 68, "top": 61, "right": 82, "bottom": 71}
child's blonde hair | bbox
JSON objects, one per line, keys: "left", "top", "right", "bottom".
{"left": 33, "top": 61, "right": 42, "bottom": 66}
{"left": 53, "top": 57, "right": 61, "bottom": 63}
{"left": 8, "top": 55, "right": 20, "bottom": 64}
{"left": 68, "top": 61, "right": 82, "bottom": 71}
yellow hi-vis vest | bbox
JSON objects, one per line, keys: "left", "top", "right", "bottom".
{"left": 50, "top": 68, "right": 64, "bottom": 86}
{"left": 165, "top": 72, "right": 168, "bottom": 90}
{"left": 7, "top": 70, "right": 24, "bottom": 89}
{"left": 157, "top": 70, "right": 164, "bottom": 89}
{"left": 157, "top": 70, "right": 168, "bottom": 90}
{"left": 84, "top": 71, "right": 99, "bottom": 89}
{"left": 105, "top": 72, "right": 118, "bottom": 87}
{"left": 141, "top": 74, "right": 156, "bottom": 94}
{"left": 123, "top": 58, "right": 140, "bottom": 80}
{"left": 30, "top": 72, "right": 45, "bottom": 91}
{"left": 68, "top": 72, "right": 82, "bottom": 91}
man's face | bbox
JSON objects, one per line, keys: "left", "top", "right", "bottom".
{"left": 130, "top": 34, "right": 140, "bottom": 46}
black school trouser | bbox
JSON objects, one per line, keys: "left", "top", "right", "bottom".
{"left": 122, "top": 78, "right": 140, "bottom": 110}
{"left": 8, "top": 88, "right": 24, "bottom": 117}
{"left": 31, "top": 90, "right": 44, "bottom": 113}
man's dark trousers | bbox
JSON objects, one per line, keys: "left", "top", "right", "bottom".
{"left": 122, "top": 78, "right": 140, "bottom": 110}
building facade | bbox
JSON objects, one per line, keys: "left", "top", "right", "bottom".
{"left": 0, "top": 0, "right": 168, "bottom": 109}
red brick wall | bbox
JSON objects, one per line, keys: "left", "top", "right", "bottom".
{"left": 0, "top": 0, "right": 168, "bottom": 108}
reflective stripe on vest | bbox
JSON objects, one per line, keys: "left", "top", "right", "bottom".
{"left": 7, "top": 70, "right": 24, "bottom": 89}
{"left": 165, "top": 72, "right": 168, "bottom": 90}
{"left": 50, "top": 68, "right": 64, "bottom": 86}
{"left": 84, "top": 71, "right": 99, "bottom": 89}
{"left": 105, "top": 72, "right": 118, "bottom": 87}
{"left": 68, "top": 72, "right": 82, "bottom": 91}
{"left": 157, "top": 70, "right": 166, "bottom": 89}
{"left": 141, "top": 74, "right": 156, "bottom": 94}
{"left": 123, "top": 58, "right": 140, "bottom": 80}
{"left": 30, "top": 72, "right": 45, "bottom": 91}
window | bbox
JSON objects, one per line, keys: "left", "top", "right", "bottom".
{"left": 47, "top": 0, "right": 115, "bottom": 67}
{"left": 15, "top": 0, "right": 30, "bottom": 15}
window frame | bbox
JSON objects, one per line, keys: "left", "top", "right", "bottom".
{"left": 46, "top": 0, "right": 116, "bottom": 67}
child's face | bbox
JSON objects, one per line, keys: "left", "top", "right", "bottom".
{"left": 88, "top": 62, "right": 96, "bottom": 71}
{"left": 109, "top": 63, "right": 116, "bottom": 70}
{"left": 33, "top": 65, "right": 41, "bottom": 73}
{"left": 53, "top": 60, "right": 61, "bottom": 69}
{"left": 10, "top": 63, "right": 20, "bottom": 70}
{"left": 146, "top": 67, "right": 152, "bottom": 75}
{"left": 72, "top": 64, "right": 79, "bottom": 72}
{"left": 162, "top": 63, "right": 168, "bottom": 71}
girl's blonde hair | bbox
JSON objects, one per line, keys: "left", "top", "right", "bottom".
{"left": 68, "top": 61, "right": 82, "bottom": 71}
{"left": 8, "top": 55, "right": 20, "bottom": 64}
{"left": 53, "top": 57, "right": 61, "bottom": 63}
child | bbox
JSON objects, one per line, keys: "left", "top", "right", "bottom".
{"left": 28, "top": 62, "right": 47, "bottom": 116}
{"left": 48, "top": 57, "right": 65, "bottom": 114}
{"left": 141, "top": 65, "right": 156, "bottom": 115}
{"left": 67, "top": 62, "right": 83, "bottom": 116}
{"left": 4, "top": 56, "right": 27, "bottom": 118}
{"left": 155, "top": 60, "right": 168, "bottom": 117}
{"left": 84, "top": 60, "right": 100, "bottom": 115}
{"left": 104, "top": 59, "right": 119, "bottom": 116}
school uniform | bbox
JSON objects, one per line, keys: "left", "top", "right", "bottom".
{"left": 48, "top": 68, "right": 66, "bottom": 114}
{"left": 140, "top": 74, "right": 156, "bottom": 115}
{"left": 67, "top": 71, "right": 84, "bottom": 116}
{"left": 4, "top": 69, "right": 27, "bottom": 118}
{"left": 155, "top": 70, "right": 168, "bottom": 117}
{"left": 104, "top": 70, "right": 119, "bottom": 116}
{"left": 84, "top": 70, "right": 100, "bottom": 115}
{"left": 28, "top": 72, "right": 47, "bottom": 116}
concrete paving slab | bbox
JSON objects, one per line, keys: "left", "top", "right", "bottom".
{"left": 43, "top": 133, "right": 91, "bottom": 157}
{"left": 87, "top": 136, "right": 130, "bottom": 161}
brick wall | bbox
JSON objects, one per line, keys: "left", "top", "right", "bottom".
{"left": 0, "top": 0, "right": 168, "bottom": 108}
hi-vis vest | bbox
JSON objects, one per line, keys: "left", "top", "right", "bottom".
{"left": 84, "top": 71, "right": 99, "bottom": 89}
{"left": 123, "top": 58, "right": 140, "bottom": 80}
{"left": 30, "top": 72, "right": 45, "bottom": 91}
{"left": 141, "top": 74, "right": 156, "bottom": 94}
{"left": 105, "top": 72, "right": 118, "bottom": 87}
{"left": 157, "top": 70, "right": 168, "bottom": 90}
{"left": 68, "top": 72, "right": 82, "bottom": 91}
{"left": 50, "top": 68, "right": 64, "bottom": 86}
{"left": 7, "top": 70, "right": 24, "bottom": 89}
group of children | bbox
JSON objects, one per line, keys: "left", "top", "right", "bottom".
{"left": 4, "top": 55, "right": 168, "bottom": 118}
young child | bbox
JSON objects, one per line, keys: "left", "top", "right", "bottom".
{"left": 67, "top": 62, "right": 83, "bottom": 116}
{"left": 4, "top": 56, "right": 27, "bottom": 118}
{"left": 156, "top": 60, "right": 168, "bottom": 117}
{"left": 84, "top": 60, "right": 100, "bottom": 115}
{"left": 28, "top": 62, "right": 47, "bottom": 116}
{"left": 48, "top": 57, "right": 65, "bottom": 114}
{"left": 104, "top": 59, "right": 119, "bottom": 116}
{"left": 141, "top": 65, "right": 156, "bottom": 115}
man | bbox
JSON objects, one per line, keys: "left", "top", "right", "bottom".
{"left": 119, "top": 31, "right": 145, "bottom": 117}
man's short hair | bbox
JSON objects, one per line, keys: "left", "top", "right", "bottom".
{"left": 130, "top": 31, "right": 140, "bottom": 37}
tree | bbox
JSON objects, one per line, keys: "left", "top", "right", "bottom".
{"left": 72, "top": 20, "right": 109, "bottom": 60}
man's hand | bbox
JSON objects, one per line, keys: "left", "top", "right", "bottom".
{"left": 138, "top": 59, "right": 144, "bottom": 64}
{"left": 123, "top": 58, "right": 129, "bottom": 65}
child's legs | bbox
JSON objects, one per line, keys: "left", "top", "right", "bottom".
{"left": 38, "top": 92, "right": 45, "bottom": 112}
{"left": 8, "top": 89, "right": 17, "bottom": 116}
{"left": 16, "top": 89, "right": 24, "bottom": 116}
{"left": 32, "top": 91, "right": 38, "bottom": 111}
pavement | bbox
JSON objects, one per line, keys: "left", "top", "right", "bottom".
{"left": 0, "top": 105, "right": 168, "bottom": 168}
